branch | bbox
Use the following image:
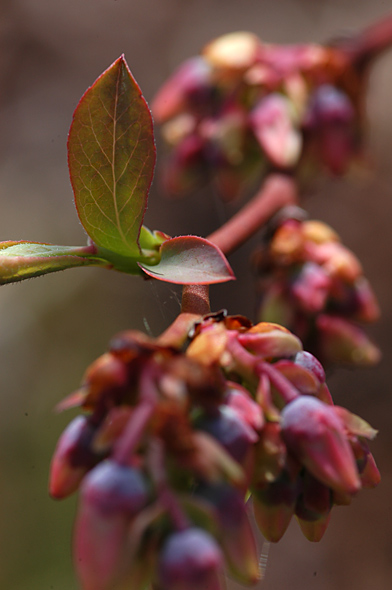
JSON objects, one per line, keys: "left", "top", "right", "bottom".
{"left": 207, "top": 174, "right": 297, "bottom": 256}
{"left": 332, "top": 12, "right": 392, "bottom": 71}
{"left": 168, "top": 175, "right": 296, "bottom": 322}
{"left": 157, "top": 285, "right": 210, "bottom": 347}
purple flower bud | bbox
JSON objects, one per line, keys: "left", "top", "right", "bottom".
{"left": 250, "top": 94, "right": 302, "bottom": 167}
{"left": 305, "top": 85, "right": 354, "bottom": 127}
{"left": 151, "top": 56, "right": 213, "bottom": 122}
{"left": 291, "top": 262, "right": 331, "bottom": 313}
{"left": 316, "top": 314, "right": 381, "bottom": 366}
{"left": 281, "top": 396, "right": 361, "bottom": 494}
{"left": 157, "top": 528, "right": 224, "bottom": 590}
{"left": 194, "top": 406, "right": 257, "bottom": 463}
{"left": 49, "top": 416, "right": 99, "bottom": 499}
{"left": 196, "top": 483, "right": 260, "bottom": 584}
{"left": 252, "top": 469, "right": 300, "bottom": 542}
{"left": 74, "top": 461, "right": 149, "bottom": 590}
{"left": 82, "top": 460, "right": 149, "bottom": 517}
{"left": 293, "top": 351, "right": 325, "bottom": 383}
{"left": 225, "top": 382, "right": 264, "bottom": 431}
{"left": 295, "top": 471, "right": 331, "bottom": 522}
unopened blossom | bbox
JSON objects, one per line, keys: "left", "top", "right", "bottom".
{"left": 152, "top": 32, "right": 365, "bottom": 199}
{"left": 50, "top": 311, "right": 379, "bottom": 588}
{"left": 254, "top": 208, "right": 381, "bottom": 366}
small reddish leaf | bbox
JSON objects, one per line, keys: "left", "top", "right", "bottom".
{"left": 139, "top": 236, "right": 235, "bottom": 284}
{"left": 68, "top": 55, "right": 155, "bottom": 257}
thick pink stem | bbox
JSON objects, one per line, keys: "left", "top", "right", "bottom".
{"left": 207, "top": 174, "right": 297, "bottom": 256}
{"left": 334, "top": 12, "right": 392, "bottom": 70}
{"left": 158, "top": 285, "right": 210, "bottom": 347}
{"left": 181, "top": 284, "right": 210, "bottom": 315}
{"left": 113, "top": 370, "right": 157, "bottom": 465}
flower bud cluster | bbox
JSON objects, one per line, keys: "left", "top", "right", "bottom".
{"left": 152, "top": 32, "right": 363, "bottom": 200}
{"left": 50, "top": 314, "right": 379, "bottom": 590}
{"left": 254, "top": 207, "right": 381, "bottom": 366}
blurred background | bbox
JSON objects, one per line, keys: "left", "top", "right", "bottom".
{"left": 1, "top": 1, "right": 392, "bottom": 589}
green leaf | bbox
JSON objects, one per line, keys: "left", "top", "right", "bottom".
{"left": 68, "top": 55, "right": 156, "bottom": 257}
{"left": 0, "top": 241, "right": 106, "bottom": 285}
{"left": 139, "top": 236, "right": 235, "bottom": 284}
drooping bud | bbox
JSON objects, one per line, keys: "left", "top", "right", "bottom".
{"left": 295, "top": 471, "right": 332, "bottom": 542}
{"left": 225, "top": 382, "right": 264, "bottom": 431}
{"left": 238, "top": 322, "right": 302, "bottom": 358}
{"left": 157, "top": 528, "right": 224, "bottom": 590}
{"left": 303, "top": 84, "right": 356, "bottom": 175}
{"left": 250, "top": 94, "right": 302, "bottom": 167}
{"left": 293, "top": 351, "right": 326, "bottom": 383}
{"left": 152, "top": 56, "right": 214, "bottom": 122}
{"left": 80, "top": 352, "right": 129, "bottom": 409}
{"left": 74, "top": 460, "right": 149, "bottom": 590}
{"left": 196, "top": 483, "right": 260, "bottom": 585}
{"left": 281, "top": 396, "right": 361, "bottom": 494}
{"left": 49, "top": 415, "right": 100, "bottom": 499}
{"left": 252, "top": 468, "right": 300, "bottom": 542}
{"left": 316, "top": 314, "right": 381, "bottom": 366}
{"left": 291, "top": 262, "right": 331, "bottom": 313}
{"left": 193, "top": 405, "right": 257, "bottom": 463}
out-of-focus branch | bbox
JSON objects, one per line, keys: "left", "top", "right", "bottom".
{"left": 333, "top": 12, "right": 392, "bottom": 71}
{"left": 207, "top": 174, "right": 297, "bottom": 256}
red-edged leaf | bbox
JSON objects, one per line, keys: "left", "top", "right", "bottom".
{"left": 139, "top": 236, "right": 235, "bottom": 284}
{"left": 68, "top": 55, "right": 155, "bottom": 257}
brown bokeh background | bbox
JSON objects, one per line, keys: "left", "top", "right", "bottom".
{"left": 1, "top": 1, "right": 392, "bottom": 589}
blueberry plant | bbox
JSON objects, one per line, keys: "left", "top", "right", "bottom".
{"left": 1, "top": 13, "right": 390, "bottom": 590}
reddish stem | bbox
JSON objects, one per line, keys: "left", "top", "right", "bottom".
{"left": 181, "top": 284, "right": 210, "bottom": 315}
{"left": 175, "top": 175, "right": 296, "bottom": 319}
{"left": 158, "top": 285, "right": 210, "bottom": 347}
{"left": 113, "top": 370, "right": 157, "bottom": 465}
{"left": 334, "top": 12, "right": 392, "bottom": 71}
{"left": 148, "top": 438, "right": 190, "bottom": 531}
{"left": 257, "top": 361, "right": 299, "bottom": 405}
{"left": 207, "top": 174, "right": 297, "bottom": 256}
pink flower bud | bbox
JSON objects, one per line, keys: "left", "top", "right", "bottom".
{"left": 293, "top": 351, "right": 325, "bottom": 383}
{"left": 252, "top": 469, "right": 299, "bottom": 542}
{"left": 316, "top": 314, "right": 381, "bottom": 366}
{"left": 197, "top": 483, "right": 260, "bottom": 585}
{"left": 281, "top": 396, "right": 361, "bottom": 494}
{"left": 250, "top": 94, "right": 302, "bottom": 167}
{"left": 194, "top": 406, "right": 257, "bottom": 463}
{"left": 305, "top": 85, "right": 354, "bottom": 127}
{"left": 157, "top": 528, "right": 224, "bottom": 590}
{"left": 238, "top": 322, "right": 302, "bottom": 358}
{"left": 225, "top": 382, "right": 264, "bottom": 431}
{"left": 151, "top": 56, "right": 213, "bottom": 122}
{"left": 296, "top": 511, "right": 331, "bottom": 542}
{"left": 291, "top": 262, "right": 331, "bottom": 313}
{"left": 49, "top": 416, "right": 99, "bottom": 499}
{"left": 74, "top": 461, "right": 149, "bottom": 590}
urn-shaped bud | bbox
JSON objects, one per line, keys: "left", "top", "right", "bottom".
{"left": 281, "top": 396, "right": 361, "bottom": 494}
{"left": 196, "top": 483, "right": 260, "bottom": 584}
{"left": 74, "top": 460, "right": 149, "bottom": 590}
{"left": 252, "top": 469, "right": 300, "bottom": 542}
{"left": 49, "top": 415, "right": 99, "bottom": 499}
{"left": 193, "top": 405, "right": 257, "bottom": 463}
{"left": 157, "top": 528, "right": 224, "bottom": 590}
